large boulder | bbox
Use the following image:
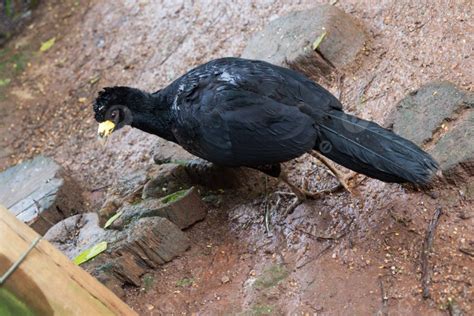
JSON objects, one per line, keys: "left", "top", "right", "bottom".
{"left": 0, "top": 156, "right": 84, "bottom": 234}
{"left": 242, "top": 4, "right": 367, "bottom": 79}
{"left": 387, "top": 81, "right": 473, "bottom": 183}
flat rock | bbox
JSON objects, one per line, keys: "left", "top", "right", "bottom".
{"left": 142, "top": 163, "right": 191, "bottom": 199}
{"left": 118, "top": 186, "right": 207, "bottom": 229}
{"left": 44, "top": 213, "right": 110, "bottom": 259}
{"left": 0, "top": 156, "right": 84, "bottom": 234}
{"left": 113, "top": 217, "right": 191, "bottom": 268}
{"left": 388, "top": 81, "right": 473, "bottom": 182}
{"left": 242, "top": 4, "right": 367, "bottom": 76}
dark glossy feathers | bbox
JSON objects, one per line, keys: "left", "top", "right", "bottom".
{"left": 94, "top": 57, "right": 439, "bottom": 185}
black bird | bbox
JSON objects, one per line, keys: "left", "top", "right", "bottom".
{"left": 94, "top": 57, "right": 438, "bottom": 211}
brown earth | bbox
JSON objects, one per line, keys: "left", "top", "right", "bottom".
{"left": 0, "top": 0, "right": 472, "bottom": 315}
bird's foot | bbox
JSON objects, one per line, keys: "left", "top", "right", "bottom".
{"left": 274, "top": 183, "right": 343, "bottom": 216}
{"left": 300, "top": 183, "right": 344, "bottom": 199}
{"left": 273, "top": 191, "right": 304, "bottom": 217}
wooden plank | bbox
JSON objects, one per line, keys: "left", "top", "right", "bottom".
{"left": 0, "top": 205, "right": 137, "bottom": 315}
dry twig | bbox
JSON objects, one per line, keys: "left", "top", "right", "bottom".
{"left": 420, "top": 207, "right": 443, "bottom": 299}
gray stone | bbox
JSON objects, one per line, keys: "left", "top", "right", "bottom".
{"left": 388, "top": 81, "right": 473, "bottom": 183}
{"left": 429, "top": 109, "right": 473, "bottom": 181}
{"left": 142, "top": 163, "right": 191, "bottom": 199}
{"left": 0, "top": 156, "right": 84, "bottom": 234}
{"left": 113, "top": 169, "right": 149, "bottom": 196}
{"left": 117, "top": 186, "right": 207, "bottom": 229}
{"left": 242, "top": 5, "right": 367, "bottom": 72}
{"left": 44, "top": 213, "right": 110, "bottom": 260}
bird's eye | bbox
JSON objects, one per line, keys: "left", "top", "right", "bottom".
{"left": 110, "top": 110, "right": 119, "bottom": 119}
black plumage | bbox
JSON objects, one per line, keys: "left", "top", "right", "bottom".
{"left": 93, "top": 57, "right": 438, "bottom": 186}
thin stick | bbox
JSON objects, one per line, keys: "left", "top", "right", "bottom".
{"left": 0, "top": 237, "right": 41, "bottom": 285}
{"left": 296, "top": 243, "right": 332, "bottom": 269}
{"left": 378, "top": 277, "right": 388, "bottom": 316}
{"left": 421, "top": 207, "right": 443, "bottom": 299}
{"left": 263, "top": 176, "right": 271, "bottom": 235}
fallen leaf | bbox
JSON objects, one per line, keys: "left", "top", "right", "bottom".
{"left": 89, "top": 75, "right": 101, "bottom": 85}
{"left": 73, "top": 241, "right": 107, "bottom": 265}
{"left": 312, "top": 31, "right": 327, "bottom": 51}
{"left": 39, "top": 37, "right": 56, "bottom": 52}
{"left": 104, "top": 211, "right": 123, "bottom": 229}
{"left": 78, "top": 97, "right": 87, "bottom": 103}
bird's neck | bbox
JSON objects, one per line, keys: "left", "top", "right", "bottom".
{"left": 125, "top": 88, "right": 177, "bottom": 142}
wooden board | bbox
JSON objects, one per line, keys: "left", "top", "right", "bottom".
{"left": 0, "top": 204, "right": 136, "bottom": 315}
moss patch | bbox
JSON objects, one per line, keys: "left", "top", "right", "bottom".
{"left": 175, "top": 277, "right": 194, "bottom": 288}
{"left": 0, "top": 48, "right": 31, "bottom": 98}
{"left": 254, "top": 264, "right": 289, "bottom": 289}
{"left": 250, "top": 304, "right": 273, "bottom": 315}
{"left": 142, "top": 274, "right": 155, "bottom": 292}
{"left": 160, "top": 188, "right": 189, "bottom": 205}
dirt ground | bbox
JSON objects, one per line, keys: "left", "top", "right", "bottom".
{"left": 0, "top": 0, "right": 472, "bottom": 315}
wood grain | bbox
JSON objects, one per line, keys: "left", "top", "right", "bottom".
{"left": 0, "top": 204, "right": 136, "bottom": 315}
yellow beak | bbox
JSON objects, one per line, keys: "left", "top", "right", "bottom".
{"left": 98, "top": 120, "right": 116, "bottom": 138}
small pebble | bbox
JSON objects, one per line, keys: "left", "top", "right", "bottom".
{"left": 221, "top": 275, "right": 230, "bottom": 284}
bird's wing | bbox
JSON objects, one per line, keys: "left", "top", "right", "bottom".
{"left": 199, "top": 57, "right": 342, "bottom": 111}
{"left": 172, "top": 86, "right": 317, "bottom": 167}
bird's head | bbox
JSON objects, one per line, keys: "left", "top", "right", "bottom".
{"left": 93, "top": 87, "right": 134, "bottom": 138}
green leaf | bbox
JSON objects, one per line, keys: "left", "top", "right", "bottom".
{"left": 73, "top": 241, "right": 107, "bottom": 265}
{"left": 312, "top": 31, "right": 327, "bottom": 51}
{"left": 89, "top": 75, "right": 101, "bottom": 85}
{"left": 104, "top": 211, "right": 122, "bottom": 229}
{"left": 0, "top": 78, "right": 11, "bottom": 87}
{"left": 39, "top": 37, "right": 56, "bottom": 52}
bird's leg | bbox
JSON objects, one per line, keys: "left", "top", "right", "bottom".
{"left": 277, "top": 170, "right": 342, "bottom": 215}
{"left": 309, "top": 151, "right": 356, "bottom": 193}
{"left": 277, "top": 171, "right": 306, "bottom": 215}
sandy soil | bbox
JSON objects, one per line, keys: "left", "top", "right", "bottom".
{"left": 0, "top": 0, "right": 472, "bottom": 314}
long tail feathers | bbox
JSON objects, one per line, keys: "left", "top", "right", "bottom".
{"left": 314, "top": 110, "right": 439, "bottom": 185}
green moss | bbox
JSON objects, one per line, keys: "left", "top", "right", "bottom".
{"left": 0, "top": 48, "right": 31, "bottom": 98}
{"left": 160, "top": 188, "right": 189, "bottom": 204}
{"left": 175, "top": 277, "right": 194, "bottom": 288}
{"left": 254, "top": 264, "right": 289, "bottom": 289}
{"left": 250, "top": 305, "right": 273, "bottom": 315}
{"left": 142, "top": 274, "right": 154, "bottom": 292}
{"left": 10, "top": 51, "right": 29, "bottom": 73}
